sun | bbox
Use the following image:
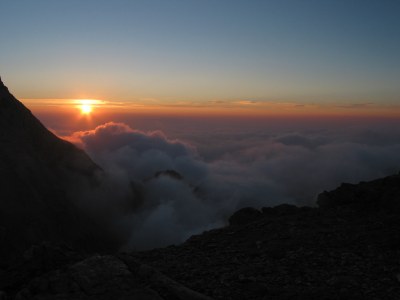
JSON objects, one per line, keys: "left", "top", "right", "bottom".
{"left": 80, "top": 104, "right": 92, "bottom": 114}
{"left": 77, "top": 99, "right": 98, "bottom": 115}
{"left": 75, "top": 99, "right": 103, "bottom": 115}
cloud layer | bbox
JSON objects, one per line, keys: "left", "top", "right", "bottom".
{"left": 67, "top": 122, "right": 400, "bottom": 250}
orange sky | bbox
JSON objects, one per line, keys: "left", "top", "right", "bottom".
{"left": 21, "top": 98, "right": 400, "bottom": 119}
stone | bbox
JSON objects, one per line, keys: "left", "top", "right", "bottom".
{"left": 228, "top": 207, "right": 262, "bottom": 226}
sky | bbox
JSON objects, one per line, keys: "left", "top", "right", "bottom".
{"left": 1, "top": 0, "right": 400, "bottom": 249}
{"left": 0, "top": 0, "right": 399, "bottom": 118}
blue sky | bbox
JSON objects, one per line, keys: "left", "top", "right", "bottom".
{"left": 0, "top": 0, "right": 399, "bottom": 105}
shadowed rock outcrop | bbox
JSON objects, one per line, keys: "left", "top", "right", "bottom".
{"left": 132, "top": 174, "right": 400, "bottom": 300}
{"left": 0, "top": 77, "right": 115, "bottom": 265}
{"left": 317, "top": 172, "right": 400, "bottom": 210}
{"left": 1, "top": 249, "right": 213, "bottom": 300}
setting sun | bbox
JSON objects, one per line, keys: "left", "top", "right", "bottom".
{"left": 80, "top": 104, "right": 92, "bottom": 114}
{"left": 76, "top": 99, "right": 103, "bottom": 115}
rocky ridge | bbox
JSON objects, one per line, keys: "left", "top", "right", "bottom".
{"left": 0, "top": 77, "right": 115, "bottom": 265}
{"left": 132, "top": 174, "right": 400, "bottom": 299}
{"left": 1, "top": 173, "right": 399, "bottom": 299}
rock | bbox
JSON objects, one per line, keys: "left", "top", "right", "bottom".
{"left": 120, "top": 254, "right": 214, "bottom": 300}
{"left": 0, "top": 78, "right": 119, "bottom": 264}
{"left": 317, "top": 173, "right": 400, "bottom": 210}
{"left": 0, "top": 291, "right": 6, "bottom": 300}
{"left": 132, "top": 174, "right": 400, "bottom": 300}
{"left": 15, "top": 255, "right": 158, "bottom": 299}
{"left": 69, "top": 255, "right": 135, "bottom": 295}
{"left": 228, "top": 207, "right": 262, "bottom": 226}
{"left": 14, "top": 255, "right": 213, "bottom": 300}
{"left": 271, "top": 204, "right": 299, "bottom": 215}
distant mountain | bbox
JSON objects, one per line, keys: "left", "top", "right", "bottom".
{"left": 0, "top": 77, "right": 115, "bottom": 265}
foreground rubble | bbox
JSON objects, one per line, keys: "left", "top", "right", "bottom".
{"left": 2, "top": 173, "right": 400, "bottom": 299}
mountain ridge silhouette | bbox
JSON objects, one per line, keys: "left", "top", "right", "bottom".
{"left": 0, "top": 77, "right": 114, "bottom": 264}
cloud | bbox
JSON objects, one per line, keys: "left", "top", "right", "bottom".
{"left": 275, "top": 134, "right": 328, "bottom": 149}
{"left": 68, "top": 123, "right": 218, "bottom": 250}
{"left": 71, "top": 122, "right": 205, "bottom": 182}
{"left": 66, "top": 122, "right": 400, "bottom": 250}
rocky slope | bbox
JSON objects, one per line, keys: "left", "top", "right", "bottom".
{"left": 1, "top": 173, "right": 400, "bottom": 299}
{"left": 0, "top": 77, "right": 115, "bottom": 265}
{"left": 132, "top": 175, "right": 400, "bottom": 300}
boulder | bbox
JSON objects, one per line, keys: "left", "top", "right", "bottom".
{"left": 229, "top": 207, "right": 262, "bottom": 226}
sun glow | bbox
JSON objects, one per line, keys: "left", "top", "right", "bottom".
{"left": 80, "top": 104, "right": 92, "bottom": 114}
{"left": 77, "top": 99, "right": 101, "bottom": 115}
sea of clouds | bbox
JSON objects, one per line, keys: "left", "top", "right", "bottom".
{"left": 64, "top": 120, "right": 400, "bottom": 250}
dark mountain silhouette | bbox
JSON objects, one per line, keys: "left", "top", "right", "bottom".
{"left": 0, "top": 77, "right": 115, "bottom": 265}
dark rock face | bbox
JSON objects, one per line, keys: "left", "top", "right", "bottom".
{"left": 133, "top": 174, "right": 400, "bottom": 300}
{"left": 0, "top": 77, "right": 113, "bottom": 264}
{"left": 1, "top": 250, "right": 213, "bottom": 300}
{"left": 229, "top": 205, "right": 301, "bottom": 226}
{"left": 16, "top": 255, "right": 165, "bottom": 300}
{"left": 317, "top": 173, "right": 400, "bottom": 210}
{"left": 228, "top": 207, "right": 262, "bottom": 226}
